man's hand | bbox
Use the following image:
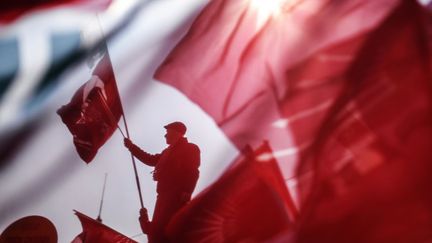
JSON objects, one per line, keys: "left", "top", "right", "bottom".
{"left": 139, "top": 207, "right": 149, "bottom": 221}
{"left": 139, "top": 207, "right": 150, "bottom": 234}
{"left": 124, "top": 138, "right": 134, "bottom": 150}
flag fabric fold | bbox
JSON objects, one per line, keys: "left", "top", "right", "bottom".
{"left": 72, "top": 211, "right": 137, "bottom": 243}
{"left": 155, "top": 0, "right": 432, "bottom": 242}
{"left": 291, "top": 1, "right": 432, "bottom": 242}
{"left": 155, "top": 0, "right": 399, "bottom": 161}
{"left": 57, "top": 46, "right": 122, "bottom": 163}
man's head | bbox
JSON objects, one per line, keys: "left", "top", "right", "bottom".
{"left": 164, "top": 121, "right": 186, "bottom": 145}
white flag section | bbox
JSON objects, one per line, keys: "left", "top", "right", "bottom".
{"left": 0, "top": 0, "right": 237, "bottom": 242}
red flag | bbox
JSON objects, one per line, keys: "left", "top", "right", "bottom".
{"left": 154, "top": 0, "right": 399, "bottom": 169}
{"left": 165, "top": 142, "right": 296, "bottom": 242}
{"left": 72, "top": 211, "right": 137, "bottom": 243}
{"left": 155, "top": 0, "right": 432, "bottom": 241}
{"left": 57, "top": 47, "right": 122, "bottom": 163}
{"left": 291, "top": 1, "right": 432, "bottom": 242}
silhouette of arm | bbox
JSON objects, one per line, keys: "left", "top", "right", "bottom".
{"left": 124, "top": 138, "right": 160, "bottom": 166}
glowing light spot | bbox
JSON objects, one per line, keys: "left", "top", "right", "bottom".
{"left": 256, "top": 143, "right": 310, "bottom": 162}
{"left": 250, "top": 0, "right": 287, "bottom": 26}
{"left": 107, "top": 0, "right": 137, "bottom": 16}
{"left": 250, "top": 0, "right": 285, "bottom": 15}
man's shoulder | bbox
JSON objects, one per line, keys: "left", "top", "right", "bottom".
{"left": 183, "top": 141, "right": 200, "bottom": 154}
{"left": 186, "top": 141, "right": 199, "bottom": 149}
{"left": 171, "top": 139, "right": 198, "bottom": 150}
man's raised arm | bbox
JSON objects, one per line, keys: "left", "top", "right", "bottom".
{"left": 124, "top": 138, "right": 160, "bottom": 166}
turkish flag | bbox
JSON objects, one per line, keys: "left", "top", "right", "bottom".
{"left": 57, "top": 46, "right": 122, "bottom": 163}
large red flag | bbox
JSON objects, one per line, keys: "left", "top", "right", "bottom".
{"left": 165, "top": 142, "right": 296, "bottom": 242}
{"left": 71, "top": 211, "right": 137, "bottom": 243}
{"left": 290, "top": 1, "right": 432, "bottom": 242}
{"left": 155, "top": 0, "right": 399, "bottom": 171}
{"left": 57, "top": 47, "right": 122, "bottom": 163}
{"left": 155, "top": 0, "right": 432, "bottom": 241}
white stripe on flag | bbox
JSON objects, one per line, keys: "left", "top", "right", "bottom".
{"left": 0, "top": 32, "right": 51, "bottom": 129}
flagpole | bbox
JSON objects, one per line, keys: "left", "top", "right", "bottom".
{"left": 121, "top": 110, "right": 145, "bottom": 209}
{"left": 96, "top": 15, "right": 145, "bottom": 209}
{"left": 97, "top": 173, "right": 108, "bottom": 222}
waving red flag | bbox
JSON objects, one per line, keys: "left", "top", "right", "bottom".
{"left": 155, "top": 0, "right": 399, "bottom": 167}
{"left": 71, "top": 211, "right": 137, "bottom": 243}
{"left": 291, "top": 1, "right": 432, "bottom": 242}
{"left": 155, "top": 0, "right": 432, "bottom": 241}
{"left": 57, "top": 47, "right": 122, "bottom": 163}
{"left": 166, "top": 142, "right": 296, "bottom": 242}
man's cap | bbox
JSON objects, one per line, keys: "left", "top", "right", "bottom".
{"left": 164, "top": 121, "right": 187, "bottom": 135}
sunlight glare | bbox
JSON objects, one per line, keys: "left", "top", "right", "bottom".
{"left": 250, "top": 0, "right": 298, "bottom": 27}
{"left": 250, "top": 0, "right": 287, "bottom": 26}
{"left": 250, "top": 0, "right": 286, "bottom": 16}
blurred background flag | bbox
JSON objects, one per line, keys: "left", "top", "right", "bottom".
{"left": 155, "top": 0, "right": 432, "bottom": 242}
{"left": 0, "top": 0, "right": 114, "bottom": 144}
{"left": 293, "top": 1, "right": 432, "bottom": 242}
{"left": 154, "top": 0, "right": 401, "bottom": 178}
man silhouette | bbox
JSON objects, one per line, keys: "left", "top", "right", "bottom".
{"left": 124, "top": 121, "right": 200, "bottom": 243}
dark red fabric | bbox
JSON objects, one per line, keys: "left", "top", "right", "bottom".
{"left": 0, "top": 0, "right": 111, "bottom": 24}
{"left": 290, "top": 1, "right": 432, "bottom": 243}
{"left": 73, "top": 211, "right": 137, "bottom": 243}
{"left": 57, "top": 50, "right": 122, "bottom": 163}
{"left": 166, "top": 142, "right": 295, "bottom": 243}
{"left": 155, "top": 0, "right": 432, "bottom": 242}
{"left": 0, "top": 216, "right": 57, "bottom": 243}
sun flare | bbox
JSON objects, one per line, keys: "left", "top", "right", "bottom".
{"left": 250, "top": 0, "right": 286, "bottom": 16}
{"left": 250, "top": 0, "right": 289, "bottom": 27}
